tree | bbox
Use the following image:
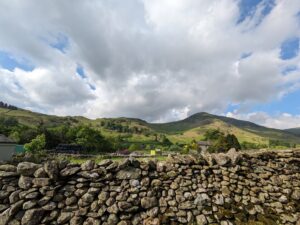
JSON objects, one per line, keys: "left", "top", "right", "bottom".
{"left": 226, "top": 134, "right": 241, "bottom": 150}
{"left": 24, "top": 134, "right": 46, "bottom": 153}
{"left": 76, "top": 127, "right": 112, "bottom": 153}
{"left": 169, "top": 145, "right": 182, "bottom": 152}
{"left": 128, "top": 143, "right": 140, "bottom": 151}
{"left": 145, "top": 144, "right": 152, "bottom": 150}
{"left": 161, "top": 135, "right": 172, "bottom": 146}
{"left": 203, "top": 129, "right": 224, "bottom": 141}
{"left": 208, "top": 133, "right": 241, "bottom": 153}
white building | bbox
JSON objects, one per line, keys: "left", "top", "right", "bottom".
{"left": 0, "top": 134, "right": 16, "bottom": 161}
{"left": 197, "top": 141, "right": 211, "bottom": 154}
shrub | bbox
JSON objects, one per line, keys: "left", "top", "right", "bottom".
{"left": 24, "top": 134, "right": 46, "bottom": 153}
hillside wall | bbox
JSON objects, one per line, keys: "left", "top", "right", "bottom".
{"left": 0, "top": 149, "right": 300, "bottom": 225}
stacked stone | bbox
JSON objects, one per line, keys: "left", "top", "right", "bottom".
{"left": 0, "top": 149, "right": 299, "bottom": 225}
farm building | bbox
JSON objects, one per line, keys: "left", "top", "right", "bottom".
{"left": 197, "top": 141, "right": 211, "bottom": 154}
{"left": 0, "top": 134, "right": 16, "bottom": 161}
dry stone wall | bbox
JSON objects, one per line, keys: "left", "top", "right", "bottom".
{"left": 0, "top": 149, "right": 300, "bottom": 225}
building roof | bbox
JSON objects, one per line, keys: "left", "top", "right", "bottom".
{"left": 0, "top": 134, "right": 15, "bottom": 144}
{"left": 198, "top": 141, "right": 211, "bottom": 146}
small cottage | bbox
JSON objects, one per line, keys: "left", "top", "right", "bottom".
{"left": 0, "top": 134, "right": 16, "bottom": 161}
{"left": 197, "top": 141, "right": 211, "bottom": 154}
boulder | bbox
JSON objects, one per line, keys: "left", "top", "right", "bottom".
{"left": 0, "top": 171, "right": 18, "bottom": 177}
{"left": 116, "top": 167, "right": 141, "bottom": 180}
{"left": 292, "top": 190, "right": 300, "bottom": 200}
{"left": 226, "top": 148, "right": 241, "bottom": 165}
{"left": 213, "top": 153, "right": 230, "bottom": 166}
{"left": 18, "top": 176, "right": 33, "bottom": 189}
{"left": 44, "top": 161, "right": 58, "bottom": 179}
{"left": 32, "top": 178, "right": 51, "bottom": 187}
{"left": 34, "top": 167, "right": 47, "bottom": 178}
{"left": 57, "top": 212, "right": 73, "bottom": 224}
{"left": 84, "top": 217, "right": 101, "bottom": 225}
{"left": 141, "top": 197, "right": 157, "bottom": 209}
{"left": 196, "top": 215, "right": 208, "bottom": 225}
{"left": 21, "top": 208, "right": 44, "bottom": 225}
{"left": 17, "top": 162, "right": 40, "bottom": 176}
{"left": 60, "top": 166, "right": 81, "bottom": 176}
{"left": 0, "top": 165, "right": 17, "bottom": 172}
{"left": 81, "top": 160, "right": 95, "bottom": 171}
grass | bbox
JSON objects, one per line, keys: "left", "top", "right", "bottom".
{"left": 57, "top": 155, "right": 167, "bottom": 164}
{"left": 167, "top": 120, "right": 268, "bottom": 145}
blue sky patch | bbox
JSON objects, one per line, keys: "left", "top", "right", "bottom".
{"left": 237, "top": 0, "right": 275, "bottom": 25}
{"left": 282, "top": 65, "right": 298, "bottom": 75}
{"left": 225, "top": 103, "right": 240, "bottom": 113}
{"left": 252, "top": 90, "right": 300, "bottom": 115}
{"left": 280, "top": 37, "right": 299, "bottom": 60}
{"left": 49, "top": 33, "right": 69, "bottom": 53}
{"left": 88, "top": 83, "right": 96, "bottom": 90}
{"left": 76, "top": 65, "right": 86, "bottom": 78}
{"left": 240, "top": 52, "right": 252, "bottom": 59}
{"left": 0, "top": 50, "right": 34, "bottom": 72}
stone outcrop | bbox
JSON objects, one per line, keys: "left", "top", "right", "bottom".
{"left": 0, "top": 150, "right": 300, "bottom": 224}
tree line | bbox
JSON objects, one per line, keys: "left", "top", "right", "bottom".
{"left": 0, "top": 101, "right": 18, "bottom": 110}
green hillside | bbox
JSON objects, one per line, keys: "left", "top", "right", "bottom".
{"left": 285, "top": 128, "right": 300, "bottom": 136}
{"left": 1, "top": 106, "right": 300, "bottom": 146}
{"left": 149, "top": 112, "right": 300, "bottom": 144}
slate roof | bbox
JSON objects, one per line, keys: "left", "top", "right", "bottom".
{"left": 197, "top": 141, "right": 211, "bottom": 146}
{"left": 0, "top": 134, "right": 15, "bottom": 143}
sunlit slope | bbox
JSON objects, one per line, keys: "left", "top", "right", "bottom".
{"left": 149, "top": 112, "right": 300, "bottom": 143}
{"left": 1, "top": 108, "right": 299, "bottom": 144}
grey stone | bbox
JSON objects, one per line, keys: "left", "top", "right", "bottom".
{"left": 84, "top": 217, "right": 101, "bottom": 225}
{"left": 32, "top": 178, "right": 51, "bottom": 187}
{"left": 33, "top": 167, "right": 47, "bottom": 178}
{"left": 21, "top": 209, "right": 44, "bottom": 225}
{"left": 44, "top": 161, "right": 58, "bottom": 179}
{"left": 107, "top": 214, "right": 119, "bottom": 225}
{"left": 0, "top": 165, "right": 17, "bottom": 172}
{"left": 291, "top": 190, "right": 300, "bottom": 200}
{"left": 213, "top": 154, "right": 230, "bottom": 166}
{"left": 141, "top": 197, "right": 157, "bottom": 209}
{"left": 0, "top": 171, "right": 18, "bottom": 177}
{"left": 196, "top": 214, "right": 208, "bottom": 225}
{"left": 57, "top": 212, "right": 73, "bottom": 224}
{"left": 17, "top": 162, "right": 40, "bottom": 176}
{"left": 116, "top": 167, "right": 141, "bottom": 180}
{"left": 60, "top": 166, "right": 81, "bottom": 176}
{"left": 81, "top": 160, "right": 95, "bottom": 171}
{"left": 18, "top": 176, "right": 33, "bottom": 189}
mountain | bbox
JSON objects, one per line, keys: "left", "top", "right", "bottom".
{"left": 1, "top": 106, "right": 300, "bottom": 145}
{"left": 285, "top": 128, "right": 300, "bottom": 136}
{"left": 148, "top": 112, "right": 300, "bottom": 145}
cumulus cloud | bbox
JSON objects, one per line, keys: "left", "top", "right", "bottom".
{"left": 226, "top": 111, "right": 300, "bottom": 129}
{"left": 0, "top": 0, "right": 300, "bottom": 124}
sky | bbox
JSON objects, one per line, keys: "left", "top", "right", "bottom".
{"left": 0, "top": 0, "right": 300, "bottom": 129}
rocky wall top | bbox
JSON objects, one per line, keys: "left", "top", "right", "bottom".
{"left": 0, "top": 149, "right": 300, "bottom": 225}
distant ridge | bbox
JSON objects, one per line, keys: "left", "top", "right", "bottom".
{"left": 285, "top": 127, "right": 300, "bottom": 136}
{"left": 0, "top": 105, "right": 300, "bottom": 144}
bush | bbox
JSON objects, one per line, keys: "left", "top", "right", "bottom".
{"left": 168, "top": 145, "right": 182, "bottom": 152}
{"left": 128, "top": 143, "right": 141, "bottom": 151}
{"left": 208, "top": 133, "right": 241, "bottom": 153}
{"left": 24, "top": 134, "right": 46, "bottom": 153}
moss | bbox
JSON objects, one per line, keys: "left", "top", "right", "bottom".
{"left": 234, "top": 212, "right": 247, "bottom": 223}
{"left": 256, "top": 214, "right": 278, "bottom": 225}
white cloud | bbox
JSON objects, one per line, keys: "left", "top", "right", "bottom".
{"left": 227, "top": 111, "right": 300, "bottom": 129}
{"left": 0, "top": 0, "right": 300, "bottom": 124}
